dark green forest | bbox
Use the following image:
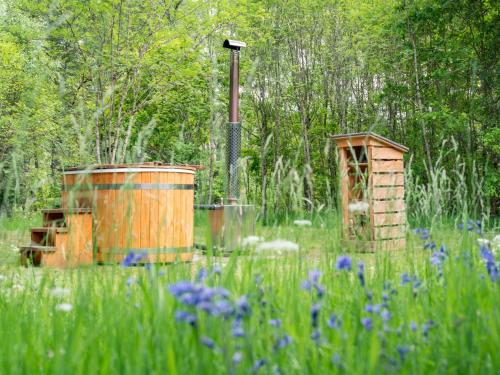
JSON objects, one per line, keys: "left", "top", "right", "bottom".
{"left": 0, "top": 0, "right": 498, "bottom": 219}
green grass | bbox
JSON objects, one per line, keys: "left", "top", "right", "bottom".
{"left": 0, "top": 215, "right": 498, "bottom": 374}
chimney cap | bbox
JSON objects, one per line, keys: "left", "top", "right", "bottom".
{"left": 223, "top": 39, "right": 246, "bottom": 50}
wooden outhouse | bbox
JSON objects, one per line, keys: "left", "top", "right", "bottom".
{"left": 332, "top": 132, "right": 408, "bottom": 251}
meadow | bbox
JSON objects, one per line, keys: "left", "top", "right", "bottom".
{"left": 0, "top": 214, "right": 498, "bottom": 374}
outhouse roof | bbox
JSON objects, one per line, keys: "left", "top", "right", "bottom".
{"left": 331, "top": 132, "right": 409, "bottom": 153}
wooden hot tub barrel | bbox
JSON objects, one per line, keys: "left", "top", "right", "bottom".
{"left": 61, "top": 163, "right": 196, "bottom": 263}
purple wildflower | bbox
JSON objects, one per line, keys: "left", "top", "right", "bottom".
{"left": 175, "top": 310, "right": 197, "bottom": 327}
{"left": 397, "top": 345, "right": 410, "bottom": 361}
{"left": 200, "top": 336, "right": 215, "bottom": 348}
{"left": 400, "top": 273, "right": 411, "bottom": 285}
{"left": 361, "top": 317, "right": 373, "bottom": 331}
{"left": 122, "top": 251, "right": 146, "bottom": 267}
{"left": 480, "top": 244, "right": 499, "bottom": 282}
{"left": 231, "top": 318, "right": 245, "bottom": 338}
{"left": 195, "top": 267, "right": 208, "bottom": 282}
{"left": 232, "top": 351, "right": 242, "bottom": 365}
{"left": 211, "top": 265, "right": 222, "bottom": 275}
{"left": 311, "top": 329, "right": 321, "bottom": 343}
{"left": 365, "top": 304, "right": 374, "bottom": 313}
{"left": 274, "top": 334, "right": 292, "bottom": 350}
{"left": 336, "top": 256, "right": 352, "bottom": 271}
{"left": 357, "top": 262, "right": 365, "bottom": 287}
{"left": 410, "top": 321, "right": 417, "bottom": 332}
{"left": 327, "top": 314, "right": 341, "bottom": 329}
{"left": 311, "top": 303, "right": 321, "bottom": 328}
{"left": 413, "top": 228, "right": 430, "bottom": 240}
{"left": 236, "top": 295, "right": 251, "bottom": 317}
{"left": 381, "top": 309, "right": 391, "bottom": 322}
{"left": 269, "top": 319, "right": 282, "bottom": 328}
{"left": 252, "top": 359, "right": 267, "bottom": 373}
{"left": 424, "top": 241, "right": 436, "bottom": 250}
{"left": 302, "top": 269, "right": 325, "bottom": 298}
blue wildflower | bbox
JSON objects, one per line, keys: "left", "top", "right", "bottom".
{"left": 400, "top": 273, "right": 412, "bottom": 285}
{"left": 424, "top": 241, "right": 436, "bottom": 250}
{"left": 252, "top": 359, "right": 267, "bottom": 373}
{"left": 361, "top": 317, "right": 373, "bottom": 331}
{"left": 269, "top": 319, "right": 282, "bottom": 328}
{"left": 357, "top": 262, "right": 365, "bottom": 287}
{"left": 381, "top": 309, "right": 391, "bottom": 322}
{"left": 274, "top": 334, "right": 292, "bottom": 350}
{"left": 211, "top": 265, "right": 222, "bottom": 275}
{"left": 397, "top": 345, "right": 410, "bottom": 361}
{"left": 122, "top": 251, "right": 146, "bottom": 267}
{"left": 311, "top": 329, "right": 321, "bottom": 343}
{"left": 311, "top": 303, "right": 321, "bottom": 328}
{"left": 302, "top": 269, "right": 325, "bottom": 298}
{"left": 196, "top": 267, "right": 208, "bottom": 282}
{"left": 232, "top": 351, "right": 242, "bottom": 365}
{"left": 175, "top": 310, "right": 197, "bottom": 327}
{"left": 200, "top": 336, "right": 215, "bottom": 348}
{"left": 236, "top": 295, "right": 251, "bottom": 317}
{"left": 327, "top": 314, "right": 341, "bottom": 329}
{"left": 365, "top": 304, "right": 374, "bottom": 313}
{"left": 480, "top": 244, "right": 499, "bottom": 282}
{"left": 336, "top": 256, "right": 352, "bottom": 271}
{"left": 232, "top": 318, "right": 245, "bottom": 338}
{"left": 366, "top": 291, "right": 373, "bottom": 300}
{"left": 422, "top": 320, "right": 435, "bottom": 338}
{"left": 413, "top": 228, "right": 430, "bottom": 240}
{"left": 410, "top": 321, "right": 417, "bottom": 332}
{"left": 254, "top": 274, "right": 263, "bottom": 284}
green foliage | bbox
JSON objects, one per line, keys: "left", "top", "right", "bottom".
{"left": 0, "top": 0, "right": 497, "bottom": 216}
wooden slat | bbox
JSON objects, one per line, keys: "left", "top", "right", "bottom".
{"left": 186, "top": 173, "right": 194, "bottom": 246}
{"left": 372, "top": 186, "right": 404, "bottom": 200}
{"left": 166, "top": 172, "right": 175, "bottom": 248}
{"left": 140, "top": 172, "right": 151, "bottom": 249}
{"left": 372, "top": 173, "right": 404, "bottom": 186}
{"left": 372, "top": 199, "right": 405, "bottom": 213}
{"left": 158, "top": 172, "right": 168, "bottom": 248}
{"left": 373, "top": 212, "right": 406, "bottom": 226}
{"left": 371, "top": 147, "right": 404, "bottom": 160}
{"left": 372, "top": 160, "right": 404, "bottom": 173}
{"left": 131, "top": 172, "right": 142, "bottom": 250}
{"left": 339, "top": 148, "right": 349, "bottom": 239}
{"left": 149, "top": 172, "right": 159, "bottom": 250}
{"left": 172, "top": 172, "right": 181, "bottom": 247}
{"left": 334, "top": 138, "right": 385, "bottom": 149}
{"left": 374, "top": 225, "right": 406, "bottom": 239}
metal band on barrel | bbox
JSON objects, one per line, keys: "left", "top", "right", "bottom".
{"left": 63, "top": 183, "right": 194, "bottom": 191}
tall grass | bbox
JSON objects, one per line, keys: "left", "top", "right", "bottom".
{"left": 0, "top": 221, "right": 498, "bottom": 374}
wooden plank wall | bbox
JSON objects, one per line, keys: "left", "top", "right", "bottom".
{"left": 370, "top": 146, "right": 406, "bottom": 247}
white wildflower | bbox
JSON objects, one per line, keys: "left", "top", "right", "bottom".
{"left": 12, "top": 284, "right": 23, "bottom": 292}
{"left": 47, "top": 350, "right": 54, "bottom": 359}
{"left": 0, "top": 275, "right": 6, "bottom": 282}
{"left": 293, "top": 219, "right": 312, "bottom": 227}
{"left": 241, "top": 236, "right": 264, "bottom": 247}
{"left": 56, "top": 303, "right": 73, "bottom": 312}
{"left": 348, "top": 201, "right": 369, "bottom": 213}
{"left": 50, "top": 287, "right": 70, "bottom": 298}
{"left": 256, "top": 240, "right": 299, "bottom": 253}
{"left": 492, "top": 235, "right": 500, "bottom": 250}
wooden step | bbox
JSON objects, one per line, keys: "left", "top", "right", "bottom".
{"left": 42, "top": 207, "right": 91, "bottom": 227}
{"left": 31, "top": 227, "right": 68, "bottom": 246}
{"left": 20, "top": 245, "right": 56, "bottom": 266}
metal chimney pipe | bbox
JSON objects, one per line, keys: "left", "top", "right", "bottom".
{"left": 223, "top": 39, "right": 246, "bottom": 204}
